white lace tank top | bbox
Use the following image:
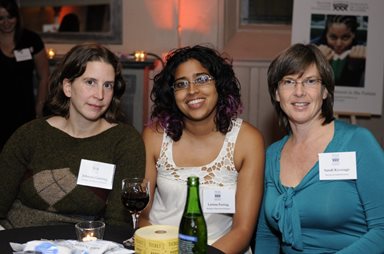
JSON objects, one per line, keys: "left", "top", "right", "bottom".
{"left": 149, "top": 118, "right": 242, "bottom": 243}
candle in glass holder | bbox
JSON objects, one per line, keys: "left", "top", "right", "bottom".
{"left": 75, "top": 221, "right": 105, "bottom": 242}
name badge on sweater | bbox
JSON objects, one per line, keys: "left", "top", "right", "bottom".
{"left": 202, "top": 188, "right": 235, "bottom": 214}
{"left": 14, "top": 48, "right": 32, "bottom": 62}
{"left": 77, "top": 159, "right": 116, "bottom": 189}
{"left": 319, "top": 152, "right": 357, "bottom": 180}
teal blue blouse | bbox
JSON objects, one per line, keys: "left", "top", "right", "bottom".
{"left": 255, "top": 120, "right": 384, "bottom": 253}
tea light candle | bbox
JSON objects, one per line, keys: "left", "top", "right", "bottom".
{"left": 82, "top": 233, "right": 97, "bottom": 242}
{"left": 75, "top": 221, "right": 105, "bottom": 241}
{"left": 47, "top": 48, "right": 56, "bottom": 59}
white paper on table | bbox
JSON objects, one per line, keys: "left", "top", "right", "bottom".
{"left": 10, "top": 240, "right": 135, "bottom": 254}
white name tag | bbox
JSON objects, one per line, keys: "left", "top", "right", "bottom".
{"left": 202, "top": 188, "right": 236, "bottom": 214}
{"left": 319, "top": 152, "right": 357, "bottom": 180}
{"left": 14, "top": 48, "right": 32, "bottom": 62}
{"left": 77, "top": 159, "right": 116, "bottom": 189}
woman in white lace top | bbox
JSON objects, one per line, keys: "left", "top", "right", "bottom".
{"left": 139, "top": 45, "right": 265, "bottom": 253}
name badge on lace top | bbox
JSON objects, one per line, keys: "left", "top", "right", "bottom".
{"left": 202, "top": 188, "right": 236, "bottom": 214}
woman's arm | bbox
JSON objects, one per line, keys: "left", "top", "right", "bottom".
{"left": 254, "top": 199, "right": 281, "bottom": 253}
{"left": 337, "top": 128, "right": 384, "bottom": 253}
{"left": 212, "top": 122, "right": 265, "bottom": 253}
{"left": 254, "top": 147, "right": 282, "bottom": 253}
{"left": 138, "top": 126, "right": 163, "bottom": 227}
{"left": 104, "top": 125, "right": 146, "bottom": 227}
{"left": 0, "top": 125, "right": 31, "bottom": 218}
{"left": 33, "top": 48, "right": 50, "bottom": 117}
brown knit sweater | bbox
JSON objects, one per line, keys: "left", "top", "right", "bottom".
{"left": 0, "top": 118, "right": 145, "bottom": 229}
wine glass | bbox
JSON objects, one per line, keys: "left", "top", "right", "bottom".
{"left": 121, "top": 177, "right": 150, "bottom": 249}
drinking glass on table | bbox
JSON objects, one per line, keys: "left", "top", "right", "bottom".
{"left": 121, "top": 177, "right": 150, "bottom": 249}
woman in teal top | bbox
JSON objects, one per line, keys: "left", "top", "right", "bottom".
{"left": 255, "top": 44, "right": 384, "bottom": 253}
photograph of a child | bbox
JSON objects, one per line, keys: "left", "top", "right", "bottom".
{"left": 310, "top": 14, "right": 368, "bottom": 88}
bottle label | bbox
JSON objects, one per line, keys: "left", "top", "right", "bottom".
{"left": 179, "top": 233, "right": 197, "bottom": 253}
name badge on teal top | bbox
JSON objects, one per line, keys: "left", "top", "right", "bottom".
{"left": 319, "top": 152, "right": 357, "bottom": 180}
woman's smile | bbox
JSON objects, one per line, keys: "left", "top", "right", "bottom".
{"left": 186, "top": 98, "right": 205, "bottom": 108}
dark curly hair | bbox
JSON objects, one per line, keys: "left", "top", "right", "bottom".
{"left": 44, "top": 43, "right": 125, "bottom": 123}
{"left": 150, "top": 45, "right": 242, "bottom": 141}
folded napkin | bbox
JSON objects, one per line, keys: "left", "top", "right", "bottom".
{"left": 10, "top": 239, "right": 135, "bottom": 254}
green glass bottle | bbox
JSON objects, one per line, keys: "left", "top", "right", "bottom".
{"left": 178, "top": 176, "right": 207, "bottom": 254}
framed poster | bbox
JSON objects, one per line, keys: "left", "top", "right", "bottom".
{"left": 292, "top": 0, "right": 384, "bottom": 115}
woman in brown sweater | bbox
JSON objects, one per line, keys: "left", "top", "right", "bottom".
{"left": 0, "top": 44, "right": 145, "bottom": 229}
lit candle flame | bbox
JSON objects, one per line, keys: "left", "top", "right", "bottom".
{"left": 134, "top": 51, "right": 146, "bottom": 61}
{"left": 47, "top": 48, "right": 56, "bottom": 59}
{"left": 82, "top": 232, "right": 97, "bottom": 242}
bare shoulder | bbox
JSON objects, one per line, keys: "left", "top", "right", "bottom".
{"left": 142, "top": 124, "right": 164, "bottom": 153}
{"left": 236, "top": 120, "right": 265, "bottom": 157}
{"left": 233, "top": 120, "right": 265, "bottom": 173}
{"left": 238, "top": 120, "right": 265, "bottom": 148}
{"left": 142, "top": 124, "right": 163, "bottom": 140}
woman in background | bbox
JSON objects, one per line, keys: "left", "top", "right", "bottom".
{"left": 255, "top": 43, "right": 384, "bottom": 253}
{"left": 140, "top": 45, "right": 265, "bottom": 253}
{"left": 0, "top": 0, "right": 49, "bottom": 151}
{"left": 0, "top": 44, "right": 145, "bottom": 229}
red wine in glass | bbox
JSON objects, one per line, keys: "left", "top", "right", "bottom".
{"left": 121, "top": 191, "right": 149, "bottom": 213}
{"left": 121, "top": 177, "right": 149, "bottom": 249}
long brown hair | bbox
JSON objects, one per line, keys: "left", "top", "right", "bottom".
{"left": 45, "top": 43, "right": 126, "bottom": 123}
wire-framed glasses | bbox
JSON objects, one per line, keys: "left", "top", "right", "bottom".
{"left": 172, "top": 74, "right": 214, "bottom": 92}
{"left": 278, "top": 77, "right": 322, "bottom": 89}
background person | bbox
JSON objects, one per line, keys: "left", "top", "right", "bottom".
{"left": 139, "top": 45, "right": 265, "bottom": 253}
{"left": 255, "top": 43, "right": 384, "bottom": 253}
{"left": 0, "top": 44, "right": 145, "bottom": 229}
{"left": 311, "top": 15, "right": 366, "bottom": 87}
{"left": 59, "top": 13, "right": 80, "bottom": 32}
{"left": 0, "top": 0, "right": 50, "bottom": 151}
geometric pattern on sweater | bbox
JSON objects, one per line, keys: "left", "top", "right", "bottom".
{"left": 33, "top": 168, "right": 77, "bottom": 211}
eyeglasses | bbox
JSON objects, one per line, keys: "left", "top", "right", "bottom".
{"left": 172, "top": 74, "right": 214, "bottom": 91}
{"left": 278, "top": 77, "right": 322, "bottom": 89}
{"left": 0, "top": 15, "right": 15, "bottom": 22}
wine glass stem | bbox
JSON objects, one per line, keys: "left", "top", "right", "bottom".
{"left": 132, "top": 212, "right": 139, "bottom": 231}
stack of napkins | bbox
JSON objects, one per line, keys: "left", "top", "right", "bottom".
{"left": 10, "top": 240, "right": 135, "bottom": 254}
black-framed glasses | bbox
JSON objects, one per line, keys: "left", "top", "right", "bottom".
{"left": 172, "top": 74, "right": 214, "bottom": 91}
{"left": 278, "top": 77, "right": 322, "bottom": 89}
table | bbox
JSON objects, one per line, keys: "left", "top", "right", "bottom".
{"left": 0, "top": 225, "right": 224, "bottom": 253}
